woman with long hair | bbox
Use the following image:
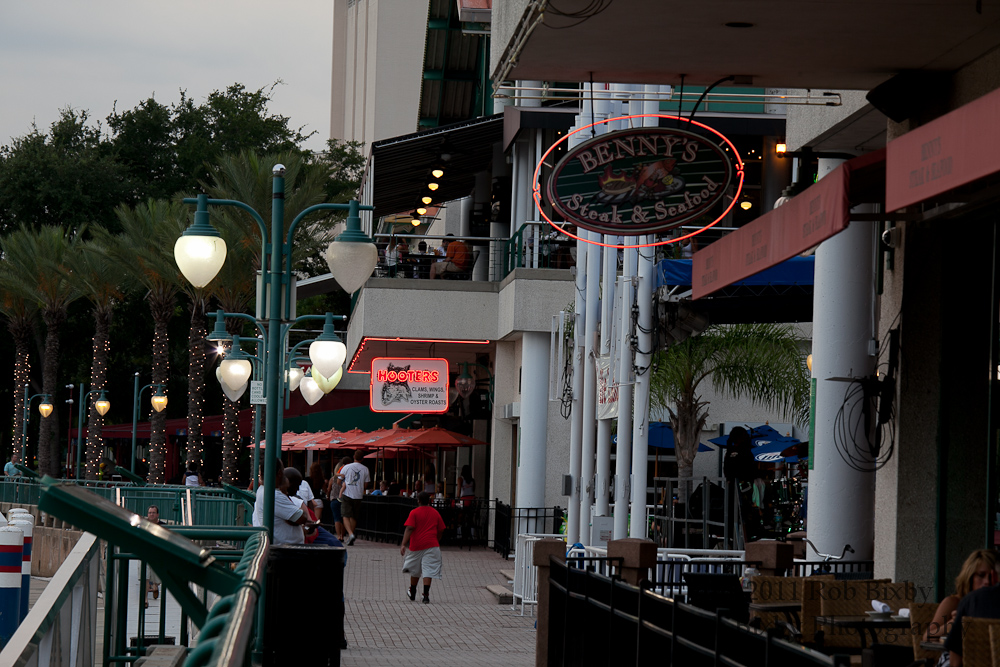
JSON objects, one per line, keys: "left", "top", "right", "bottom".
{"left": 925, "top": 549, "right": 999, "bottom": 643}
{"left": 458, "top": 465, "right": 475, "bottom": 499}
{"left": 326, "top": 456, "right": 353, "bottom": 541}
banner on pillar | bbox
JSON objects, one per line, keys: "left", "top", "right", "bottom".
{"left": 596, "top": 355, "right": 619, "bottom": 419}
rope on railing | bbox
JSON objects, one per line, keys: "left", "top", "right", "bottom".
{"left": 183, "top": 529, "right": 269, "bottom": 667}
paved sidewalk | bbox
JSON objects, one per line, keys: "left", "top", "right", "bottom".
{"left": 341, "top": 540, "right": 536, "bottom": 666}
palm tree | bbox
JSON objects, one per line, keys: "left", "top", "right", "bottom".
{"left": 0, "top": 281, "right": 38, "bottom": 461}
{"left": 649, "top": 323, "right": 810, "bottom": 483}
{"left": 100, "top": 200, "right": 186, "bottom": 483}
{"left": 62, "top": 237, "right": 129, "bottom": 479}
{"left": 0, "top": 226, "right": 81, "bottom": 476}
{"left": 202, "top": 151, "right": 331, "bottom": 483}
{"left": 181, "top": 282, "right": 210, "bottom": 474}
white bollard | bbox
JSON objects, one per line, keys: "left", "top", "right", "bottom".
{"left": 0, "top": 525, "right": 22, "bottom": 647}
{"left": 8, "top": 518, "right": 32, "bottom": 623}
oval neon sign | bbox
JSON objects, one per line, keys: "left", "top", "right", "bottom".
{"left": 533, "top": 114, "right": 744, "bottom": 248}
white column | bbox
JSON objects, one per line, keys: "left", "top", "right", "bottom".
{"left": 517, "top": 332, "right": 550, "bottom": 509}
{"left": 566, "top": 239, "right": 588, "bottom": 545}
{"left": 630, "top": 237, "right": 654, "bottom": 538}
{"left": 614, "top": 246, "right": 637, "bottom": 539}
{"left": 595, "top": 233, "right": 615, "bottom": 515}
{"left": 643, "top": 86, "right": 660, "bottom": 124}
{"left": 579, "top": 231, "right": 601, "bottom": 543}
{"left": 808, "top": 158, "right": 876, "bottom": 561}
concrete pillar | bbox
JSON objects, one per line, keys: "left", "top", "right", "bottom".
{"left": 533, "top": 538, "right": 566, "bottom": 667}
{"left": 518, "top": 81, "right": 542, "bottom": 108}
{"left": 614, "top": 247, "right": 637, "bottom": 539}
{"left": 517, "top": 332, "right": 550, "bottom": 510}
{"left": 566, "top": 239, "right": 587, "bottom": 545}
{"left": 630, "top": 238, "right": 654, "bottom": 538}
{"left": 608, "top": 538, "right": 656, "bottom": 587}
{"left": 579, "top": 231, "right": 601, "bottom": 543}
{"left": 809, "top": 158, "right": 876, "bottom": 561}
{"left": 595, "top": 233, "right": 616, "bottom": 516}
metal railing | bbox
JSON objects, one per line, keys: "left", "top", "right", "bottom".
{"left": 493, "top": 503, "right": 564, "bottom": 558}
{"left": 182, "top": 530, "right": 269, "bottom": 667}
{"left": 501, "top": 222, "right": 575, "bottom": 279}
{"left": 650, "top": 475, "right": 741, "bottom": 550}
{"left": 791, "top": 560, "right": 876, "bottom": 578}
{"left": 373, "top": 233, "right": 505, "bottom": 281}
{"left": 0, "top": 532, "right": 101, "bottom": 666}
{"left": 512, "top": 533, "right": 565, "bottom": 615}
{"left": 0, "top": 478, "right": 247, "bottom": 527}
{"left": 547, "top": 557, "right": 850, "bottom": 667}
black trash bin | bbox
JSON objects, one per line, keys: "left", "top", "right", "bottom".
{"left": 263, "top": 545, "right": 346, "bottom": 667}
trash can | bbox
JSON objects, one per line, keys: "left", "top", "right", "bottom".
{"left": 262, "top": 545, "right": 345, "bottom": 667}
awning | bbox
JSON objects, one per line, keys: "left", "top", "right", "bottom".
{"left": 658, "top": 257, "right": 814, "bottom": 290}
{"left": 613, "top": 422, "right": 712, "bottom": 452}
{"left": 365, "top": 114, "right": 504, "bottom": 217}
{"left": 691, "top": 149, "right": 885, "bottom": 299}
{"left": 887, "top": 84, "right": 1000, "bottom": 212}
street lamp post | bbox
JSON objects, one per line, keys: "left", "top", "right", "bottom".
{"left": 131, "top": 373, "right": 168, "bottom": 474}
{"left": 75, "top": 387, "right": 111, "bottom": 480}
{"left": 176, "top": 165, "right": 376, "bottom": 537}
{"left": 21, "top": 385, "right": 53, "bottom": 462}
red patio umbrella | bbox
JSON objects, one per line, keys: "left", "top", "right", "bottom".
{"left": 383, "top": 426, "right": 487, "bottom": 449}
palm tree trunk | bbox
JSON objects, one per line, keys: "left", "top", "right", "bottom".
{"left": 186, "top": 298, "right": 207, "bottom": 471}
{"left": 40, "top": 309, "right": 65, "bottom": 478}
{"left": 85, "top": 308, "right": 112, "bottom": 481}
{"left": 148, "top": 291, "right": 174, "bottom": 484}
{"left": 9, "top": 318, "right": 31, "bottom": 457}
{"left": 220, "top": 319, "right": 244, "bottom": 485}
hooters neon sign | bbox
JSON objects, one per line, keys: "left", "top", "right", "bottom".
{"left": 375, "top": 369, "right": 441, "bottom": 383}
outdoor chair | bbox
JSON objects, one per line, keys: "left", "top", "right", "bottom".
{"left": 990, "top": 625, "right": 1000, "bottom": 667}
{"left": 796, "top": 576, "right": 835, "bottom": 646}
{"left": 814, "top": 579, "right": 892, "bottom": 649}
{"left": 749, "top": 575, "right": 810, "bottom": 633}
{"left": 961, "top": 616, "right": 1000, "bottom": 667}
{"left": 908, "top": 602, "right": 938, "bottom": 663}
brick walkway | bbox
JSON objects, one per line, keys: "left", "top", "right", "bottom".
{"left": 341, "top": 539, "right": 536, "bottom": 666}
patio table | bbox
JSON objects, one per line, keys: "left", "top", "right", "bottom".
{"left": 816, "top": 615, "right": 910, "bottom": 650}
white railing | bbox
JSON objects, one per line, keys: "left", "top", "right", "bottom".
{"left": 512, "top": 533, "right": 564, "bottom": 616}
{"left": 1, "top": 533, "right": 100, "bottom": 667}
{"left": 651, "top": 547, "right": 748, "bottom": 600}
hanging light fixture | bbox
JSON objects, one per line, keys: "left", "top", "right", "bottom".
{"left": 38, "top": 396, "right": 53, "bottom": 418}
{"left": 174, "top": 194, "right": 228, "bottom": 288}
{"left": 206, "top": 310, "right": 230, "bottom": 342}
{"left": 421, "top": 196, "right": 433, "bottom": 205}
{"left": 455, "top": 363, "right": 476, "bottom": 399}
{"left": 219, "top": 336, "right": 253, "bottom": 392}
{"left": 416, "top": 207, "right": 427, "bottom": 216}
{"left": 324, "top": 201, "right": 378, "bottom": 294}
{"left": 312, "top": 366, "right": 343, "bottom": 394}
{"left": 427, "top": 181, "right": 440, "bottom": 191}
{"left": 299, "top": 374, "right": 323, "bottom": 406}
{"left": 217, "top": 367, "right": 247, "bottom": 402}
{"left": 287, "top": 366, "right": 304, "bottom": 392}
{"left": 95, "top": 391, "right": 111, "bottom": 416}
{"left": 308, "top": 313, "right": 347, "bottom": 380}
{"left": 151, "top": 387, "right": 168, "bottom": 412}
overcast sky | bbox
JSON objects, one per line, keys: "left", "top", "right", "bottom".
{"left": 0, "top": 1, "right": 333, "bottom": 151}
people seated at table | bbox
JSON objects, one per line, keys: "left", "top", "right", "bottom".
{"left": 944, "top": 549, "right": 1000, "bottom": 666}
{"left": 430, "top": 234, "right": 472, "bottom": 278}
{"left": 371, "top": 480, "right": 389, "bottom": 496}
{"left": 420, "top": 464, "right": 437, "bottom": 494}
{"left": 458, "top": 465, "right": 475, "bottom": 499}
{"left": 926, "top": 550, "right": 998, "bottom": 642}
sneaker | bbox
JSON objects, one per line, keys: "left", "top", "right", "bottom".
{"left": 347, "top": 534, "right": 356, "bottom": 546}
{"left": 422, "top": 595, "right": 430, "bottom": 604}
{"left": 407, "top": 587, "right": 416, "bottom": 601}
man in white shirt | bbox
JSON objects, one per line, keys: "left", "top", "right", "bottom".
{"left": 252, "top": 463, "right": 313, "bottom": 545}
{"left": 339, "top": 450, "right": 371, "bottom": 545}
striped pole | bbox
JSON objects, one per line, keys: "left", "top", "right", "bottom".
{"left": 8, "top": 519, "right": 32, "bottom": 623}
{"left": 0, "top": 526, "right": 22, "bottom": 647}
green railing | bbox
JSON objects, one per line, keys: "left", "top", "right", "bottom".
{"left": 0, "top": 478, "right": 248, "bottom": 527}
{"left": 501, "top": 223, "right": 573, "bottom": 279}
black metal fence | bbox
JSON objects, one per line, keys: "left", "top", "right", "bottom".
{"left": 548, "top": 558, "right": 850, "bottom": 667}
{"left": 492, "top": 502, "right": 564, "bottom": 558}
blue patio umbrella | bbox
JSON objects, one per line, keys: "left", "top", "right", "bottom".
{"left": 709, "top": 424, "right": 803, "bottom": 463}
{"left": 614, "top": 422, "right": 713, "bottom": 452}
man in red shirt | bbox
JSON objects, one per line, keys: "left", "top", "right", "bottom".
{"left": 400, "top": 491, "right": 446, "bottom": 603}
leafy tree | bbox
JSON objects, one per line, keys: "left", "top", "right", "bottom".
{"left": 649, "top": 323, "right": 810, "bottom": 484}
{"left": 1, "top": 226, "right": 82, "bottom": 475}
{"left": 62, "top": 237, "right": 129, "bottom": 479}
{"left": 0, "top": 110, "right": 134, "bottom": 234}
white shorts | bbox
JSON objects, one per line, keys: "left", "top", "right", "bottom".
{"left": 402, "top": 546, "right": 443, "bottom": 580}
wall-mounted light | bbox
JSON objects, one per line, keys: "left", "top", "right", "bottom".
{"left": 776, "top": 143, "right": 787, "bottom": 155}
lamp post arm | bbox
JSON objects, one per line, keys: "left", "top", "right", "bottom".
{"left": 283, "top": 200, "right": 374, "bottom": 319}
{"left": 211, "top": 310, "right": 266, "bottom": 340}
{"left": 279, "top": 313, "right": 346, "bottom": 348}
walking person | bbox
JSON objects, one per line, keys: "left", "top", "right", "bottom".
{"left": 400, "top": 491, "right": 445, "bottom": 604}
{"left": 339, "top": 450, "right": 370, "bottom": 546}
{"left": 327, "top": 456, "right": 352, "bottom": 541}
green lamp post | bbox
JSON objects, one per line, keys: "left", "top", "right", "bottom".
{"left": 176, "top": 166, "right": 375, "bottom": 538}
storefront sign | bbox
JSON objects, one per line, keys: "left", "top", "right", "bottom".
{"left": 886, "top": 84, "right": 1000, "bottom": 211}
{"left": 369, "top": 357, "right": 450, "bottom": 413}
{"left": 546, "top": 125, "right": 738, "bottom": 236}
{"left": 596, "top": 355, "right": 618, "bottom": 419}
